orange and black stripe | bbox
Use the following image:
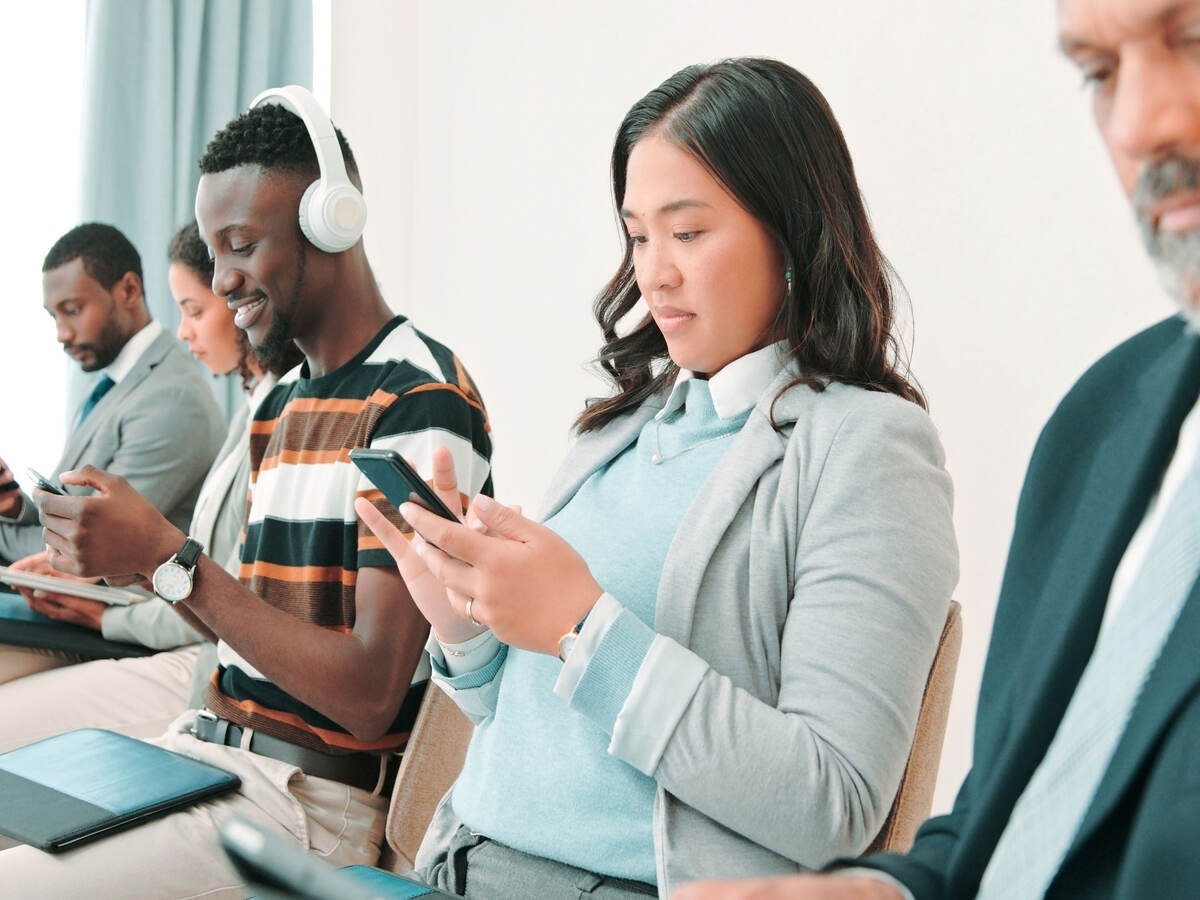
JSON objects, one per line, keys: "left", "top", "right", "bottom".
{"left": 205, "top": 316, "right": 492, "bottom": 753}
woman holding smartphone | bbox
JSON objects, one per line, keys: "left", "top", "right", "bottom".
{"left": 358, "top": 58, "right": 957, "bottom": 899}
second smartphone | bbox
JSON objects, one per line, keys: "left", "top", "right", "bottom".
{"left": 348, "top": 448, "right": 458, "bottom": 521}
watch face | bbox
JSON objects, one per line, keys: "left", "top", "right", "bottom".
{"left": 557, "top": 632, "right": 579, "bottom": 662}
{"left": 153, "top": 562, "right": 192, "bottom": 602}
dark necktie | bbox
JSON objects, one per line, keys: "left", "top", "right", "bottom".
{"left": 77, "top": 375, "right": 115, "bottom": 430}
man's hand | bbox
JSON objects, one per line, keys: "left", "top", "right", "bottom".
{"left": 0, "top": 457, "right": 23, "bottom": 518}
{"left": 672, "top": 875, "right": 904, "bottom": 900}
{"left": 9, "top": 551, "right": 106, "bottom": 631}
{"left": 103, "top": 573, "right": 153, "bottom": 592}
{"left": 34, "top": 465, "right": 182, "bottom": 580}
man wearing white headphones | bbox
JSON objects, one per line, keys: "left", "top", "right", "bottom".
{"left": 1, "top": 89, "right": 494, "bottom": 897}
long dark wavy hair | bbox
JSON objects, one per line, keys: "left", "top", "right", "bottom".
{"left": 167, "top": 220, "right": 303, "bottom": 385}
{"left": 575, "top": 57, "right": 923, "bottom": 434}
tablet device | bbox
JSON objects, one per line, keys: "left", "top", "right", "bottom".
{"left": 348, "top": 449, "right": 459, "bottom": 522}
{"left": 0, "top": 590, "right": 154, "bottom": 659}
{"left": 0, "top": 566, "right": 146, "bottom": 605}
{"left": 0, "top": 729, "right": 239, "bottom": 851}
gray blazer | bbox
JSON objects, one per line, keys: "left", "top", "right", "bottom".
{"left": 0, "top": 328, "right": 226, "bottom": 564}
{"left": 421, "top": 369, "right": 959, "bottom": 896}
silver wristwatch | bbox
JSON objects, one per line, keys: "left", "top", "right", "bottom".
{"left": 152, "top": 537, "right": 204, "bottom": 604}
{"left": 557, "top": 615, "right": 590, "bottom": 662}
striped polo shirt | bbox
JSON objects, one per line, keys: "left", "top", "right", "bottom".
{"left": 204, "top": 315, "right": 493, "bottom": 753}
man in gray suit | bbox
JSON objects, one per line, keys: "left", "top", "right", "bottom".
{"left": 0, "top": 223, "right": 224, "bottom": 678}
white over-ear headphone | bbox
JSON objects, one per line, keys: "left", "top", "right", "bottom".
{"left": 250, "top": 85, "right": 367, "bottom": 253}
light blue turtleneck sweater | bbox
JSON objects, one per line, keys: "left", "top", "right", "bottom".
{"left": 449, "top": 377, "right": 750, "bottom": 883}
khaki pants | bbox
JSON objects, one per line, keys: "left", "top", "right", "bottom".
{"left": 0, "top": 643, "right": 79, "bottom": 685}
{"left": 0, "top": 711, "right": 389, "bottom": 899}
{"left": 0, "top": 644, "right": 200, "bottom": 754}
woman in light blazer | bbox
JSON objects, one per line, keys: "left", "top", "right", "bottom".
{"left": 359, "top": 58, "right": 958, "bottom": 900}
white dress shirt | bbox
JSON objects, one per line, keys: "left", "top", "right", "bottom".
{"left": 101, "top": 319, "right": 162, "bottom": 384}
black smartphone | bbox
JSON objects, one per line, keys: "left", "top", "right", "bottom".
{"left": 348, "top": 448, "right": 459, "bottom": 522}
{"left": 26, "top": 467, "right": 65, "bottom": 496}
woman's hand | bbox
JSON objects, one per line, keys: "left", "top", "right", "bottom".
{"left": 354, "top": 446, "right": 489, "bottom": 645}
{"left": 400, "top": 494, "right": 603, "bottom": 657}
{"left": 8, "top": 551, "right": 106, "bottom": 631}
{"left": 10, "top": 549, "right": 97, "bottom": 584}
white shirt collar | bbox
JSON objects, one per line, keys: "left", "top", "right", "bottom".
{"left": 655, "top": 341, "right": 789, "bottom": 421}
{"left": 246, "top": 372, "right": 278, "bottom": 414}
{"left": 101, "top": 320, "right": 163, "bottom": 384}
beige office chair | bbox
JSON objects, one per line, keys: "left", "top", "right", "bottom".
{"left": 379, "top": 684, "right": 475, "bottom": 872}
{"left": 379, "top": 600, "right": 963, "bottom": 871}
{"left": 866, "top": 600, "right": 963, "bottom": 854}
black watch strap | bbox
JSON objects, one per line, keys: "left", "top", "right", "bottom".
{"left": 176, "top": 537, "right": 204, "bottom": 569}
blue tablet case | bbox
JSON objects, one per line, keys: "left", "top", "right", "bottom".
{"left": 220, "top": 814, "right": 454, "bottom": 899}
{"left": 340, "top": 866, "right": 442, "bottom": 898}
{"left": 0, "top": 728, "right": 240, "bottom": 851}
{"left": 0, "top": 590, "right": 154, "bottom": 660}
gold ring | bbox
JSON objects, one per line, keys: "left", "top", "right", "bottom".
{"left": 465, "top": 598, "right": 482, "bottom": 627}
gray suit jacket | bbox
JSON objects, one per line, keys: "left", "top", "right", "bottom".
{"left": 422, "top": 369, "right": 959, "bottom": 896}
{"left": 0, "top": 328, "right": 226, "bottom": 565}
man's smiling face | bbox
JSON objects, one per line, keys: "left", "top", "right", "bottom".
{"left": 195, "top": 165, "right": 309, "bottom": 367}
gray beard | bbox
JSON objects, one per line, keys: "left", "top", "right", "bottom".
{"left": 1135, "top": 157, "right": 1200, "bottom": 330}
{"left": 1149, "top": 231, "right": 1200, "bottom": 333}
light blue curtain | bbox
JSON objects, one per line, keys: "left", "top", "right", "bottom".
{"left": 74, "top": 0, "right": 312, "bottom": 419}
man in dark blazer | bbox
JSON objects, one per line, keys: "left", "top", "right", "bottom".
{"left": 674, "top": 0, "right": 1200, "bottom": 898}
{"left": 0, "top": 223, "right": 224, "bottom": 681}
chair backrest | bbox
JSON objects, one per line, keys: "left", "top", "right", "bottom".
{"left": 379, "top": 601, "right": 963, "bottom": 870}
{"left": 866, "top": 600, "right": 963, "bottom": 854}
{"left": 380, "top": 683, "right": 474, "bottom": 872}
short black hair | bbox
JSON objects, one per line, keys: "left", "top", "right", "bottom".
{"left": 42, "top": 222, "right": 143, "bottom": 290}
{"left": 167, "top": 220, "right": 214, "bottom": 283}
{"left": 197, "top": 103, "right": 361, "bottom": 190}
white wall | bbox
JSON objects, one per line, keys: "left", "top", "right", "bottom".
{"left": 330, "top": 0, "right": 1168, "bottom": 815}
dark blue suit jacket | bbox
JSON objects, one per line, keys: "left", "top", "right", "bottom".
{"left": 860, "top": 316, "right": 1200, "bottom": 898}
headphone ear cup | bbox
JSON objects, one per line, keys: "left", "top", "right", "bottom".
{"left": 298, "top": 180, "right": 322, "bottom": 249}
{"left": 297, "top": 179, "right": 367, "bottom": 253}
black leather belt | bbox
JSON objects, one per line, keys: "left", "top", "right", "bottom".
{"left": 191, "top": 711, "right": 399, "bottom": 794}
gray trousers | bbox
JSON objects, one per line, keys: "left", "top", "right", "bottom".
{"left": 417, "top": 824, "right": 659, "bottom": 900}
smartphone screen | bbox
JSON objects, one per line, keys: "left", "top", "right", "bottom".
{"left": 348, "top": 449, "right": 459, "bottom": 522}
{"left": 26, "top": 467, "right": 65, "bottom": 496}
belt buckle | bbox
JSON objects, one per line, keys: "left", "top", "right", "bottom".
{"left": 192, "top": 709, "right": 218, "bottom": 737}
{"left": 191, "top": 709, "right": 233, "bottom": 746}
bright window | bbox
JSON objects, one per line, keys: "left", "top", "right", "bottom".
{"left": 2, "top": 3, "right": 86, "bottom": 481}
